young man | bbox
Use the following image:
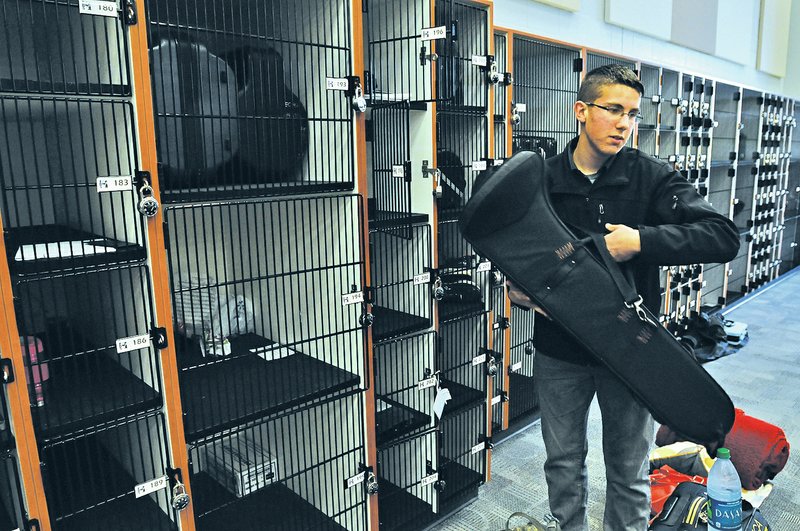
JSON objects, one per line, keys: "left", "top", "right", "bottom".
{"left": 508, "top": 65, "right": 739, "bottom": 530}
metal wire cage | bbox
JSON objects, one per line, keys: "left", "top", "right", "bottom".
{"left": 511, "top": 36, "right": 580, "bottom": 157}
{"left": 507, "top": 305, "right": 536, "bottom": 424}
{"left": 0, "top": 96, "right": 145, "bottom": 275}
{"left": 437, "top": 401, "right": 486, "bottom": 514}
{"left": 370, "top": 224, "right": 433, "bottom": 342}
{"left": 145, "top": 0, "right": 356, "bottom": 201}
{"left": 490, "top": 283, "right": 508, "bottom": 433}
{"left": 365, "top": 0, "right": 436, "bottom": 104}
{"left": 374, "top": 331, "right": 436, "bottom": 447}
{"left": 164, "top": 194, "right": 367, "bottom": 443}
{"left": 376, "top": 429, "right": 438, "bottom": 531}
{"left": 40, "top": 412, "right": 177, "bottom": 531}
{"left": 435, "top": 0, "right": 491, "bottom": 111}
{"left": 0, "top": 0, "right": 132, "bottom": 96}
{"left": 0, "top": 387, "right": 27, "bottom": 531}
{"left": 14, "top": 264, "right": 163, "bottom": 442}
{"left": 636, "top": 64, "right": 660, "bottom": 156}
{"left": 188, "top": 391, "right": 368, "bottom": 531}
{"left": 438, "top": 312, "right": 488, "bottom": 421}
{"left": 437, "top": 218, "right": 490, "bottom": 322}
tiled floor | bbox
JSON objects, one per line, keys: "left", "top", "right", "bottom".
{"left": 431, "top": 269, "right": 800, "bottom": 531}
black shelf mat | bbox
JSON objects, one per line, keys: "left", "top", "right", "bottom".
{"left": 438, "top": 460, "right": 483, "bottom": 507}
{"left": 35, "top": 354, "right": 161, "bottom": 440}
{"left": 45, "top": 436, "right": 173, "bottom": 530}
{"left": 377, "top": 480, "right": 435, "bottom": 531}
{"left": 160, "top": 181, "right": 351, "bottom": 204}
{"left": 368, "top": 209, "right": 429, "bottom": 230}
{"left": 193, "top": 472, "right": 346, "bottom": 531}
{"left": 6, "top": 225, "right": 145, "bottom": 275}
{"left": 439, "top": 379, "right": 485, "bottom": 417}
{"left": 179, "top": 334, "right": 360, "bottom": 441}
{"left": 438, "top": 300, "right": 485, "bottom": 322}
{"left": 375, "top": 397, "right": 430, "bottom": 448}
{"left": 372, "top": 306, "right": 431, "bottom": 343}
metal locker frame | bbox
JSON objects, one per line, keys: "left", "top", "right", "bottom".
{"left": 507, "top": 305, "right": 537, "bottom": 426}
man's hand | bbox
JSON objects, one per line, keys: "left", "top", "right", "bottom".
{"left": 506, "top": 280, "right": 550, "bottom": 319}
{"left": 604, "top": 223, "right": 641, "bottom": 262}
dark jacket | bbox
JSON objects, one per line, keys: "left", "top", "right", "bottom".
{"left": 533, "top": 137, "right": 740, "bottom": 365}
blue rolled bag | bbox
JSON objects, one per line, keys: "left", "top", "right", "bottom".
{"left": 458, "top": 151, "right": 735, "bottom": 445}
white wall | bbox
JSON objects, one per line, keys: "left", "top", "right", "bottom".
{"left": 493, "top": 0, "right": 800, "bottom": 98}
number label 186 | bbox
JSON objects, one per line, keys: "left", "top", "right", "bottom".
{"left": 116, "top": 333, "right": 152, "bottom": 354}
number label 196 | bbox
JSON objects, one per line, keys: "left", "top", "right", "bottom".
{"left": 420, "top": 25, "right": 447, "bottom": 41}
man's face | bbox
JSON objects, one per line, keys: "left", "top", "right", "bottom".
{"left": 574, "top": 83, "right": 641, "bottom": 159}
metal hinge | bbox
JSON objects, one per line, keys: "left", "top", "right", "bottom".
{"left": 1, "top": 358, "right": 14, "bottom": 384}
{"left": 573, "top": 58, "right": 583, "bottom": 73}
{"left": 122, "top": 0, "right": 138, "bottom": 25}
{"left": 133, "top": 170, "right": 150, "bottom": 188}
{"left": 151, "top": 327, "right": 168, "bottom": 350}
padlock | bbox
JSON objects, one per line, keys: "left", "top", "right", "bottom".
{"left": 487, "top": 60, "right": 501, "bottom": 84}
{"left": 486, "top": 356, "right": 498, "bottom": 377}
{"left": 510, "top": 111, "right": 521, "bottom": 126}
{"left": 433, "top": 277, "right": 444, "bottom": 301}
{"left": 138, "top": 183, "right": 160, "bottom": 218}
{"left": 359, "top": 312, "right": 374, "bottom": 327}
{"left": 365, "top": 471, "right": 379, "bottom": 495}
{"left": 171, "top": 481, "right": 190, "bottom": 511}
{"left": 351, "top": 85, "right": 367, "bottom": 114}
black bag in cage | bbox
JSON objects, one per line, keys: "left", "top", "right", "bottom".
{"left": 437, "top": 150, "right": 467, "bottom": 210}
{"left": 230, "top": 46, "right": 309, "bottom": 183}
{"left": 150, "top": 38, "right": 240, "bottom": 188}
{"left": 513, "top": 135, "right": 558, "bottom": 158}
{"left": 458, "top": 151, "right": 735, "bottom": 444}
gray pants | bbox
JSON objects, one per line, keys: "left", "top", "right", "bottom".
{"left": 534, "top": 352, "right": 654, "bottom": 531}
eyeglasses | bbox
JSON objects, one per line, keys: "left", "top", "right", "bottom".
{"left": 583, "top": 102, "right": 642, "bottom": 123}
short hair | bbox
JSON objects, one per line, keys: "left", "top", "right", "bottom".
{"left": 577, "top": 64, "right": 644, "bottom": 102}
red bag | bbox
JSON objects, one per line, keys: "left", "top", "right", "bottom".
{"left": 650, "top": 465, "right": 706, "bottom": 517}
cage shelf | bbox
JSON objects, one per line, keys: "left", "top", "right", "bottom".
{"left": 178, "top": 334, "right": 360, "bottom": 441}
{"left": 375, "top": 397, "right": 430, "bottom": 448}
{"left": 34, "top": 354, "right": 161, "bottom": 441}
{"left": 0, "top": 79, "right": 130, "bottom": 97}
{"left": 439, "top": 379, "right": 485, "bottom": 417}
{"left": 192, "top": 472, "right": 346, "bottom": 531}
{"left": 367, "top": 210, "right": 429, "bottom": 230}
{"left": 371, "top": 306, "right": 431, "bottom": 343}
{"left": 45, "top": 435, "right": 174, "bottom": 531}
{"left": 439, "top": 301, "right": 485, "bottom": 323}
{"left": 6, "top": 225, "right": 146, "bottom": 276}
{"left": 377, "top": 480, "right": 436, "bottom": 531}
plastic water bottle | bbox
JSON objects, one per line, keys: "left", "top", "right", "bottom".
{"left": 707, "top": 447, "right": 742, "bottom": 531}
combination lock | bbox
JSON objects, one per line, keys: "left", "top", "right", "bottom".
{"left": 170, "top": 481, "right": 190, "bottom": 511}
{"left": 433, "top": 277, "right": 444, "bottom": 301}
{"left": 487, "top": 60, "right": 501, "bottom": 84}
{"left": 138, "top": 182, "right": 160, "bottom": 218}
{"left": 351, "top": 85, "right": 367, "bottom": 114}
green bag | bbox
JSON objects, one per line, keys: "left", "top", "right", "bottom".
{"left": 501, "top": 512, "right": 560, "bottom": 531}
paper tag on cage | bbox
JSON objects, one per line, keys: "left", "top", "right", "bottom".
{"left": 491, "top": 394, "right": 502, "bottom": 405}
{"left": 471, "top": 441, "right": 486, "bottom": 455}
{"left": 516, "top": 103, "right": 527, "bottom": 113}
{"left": 509, "top": 361, "right": 522, "bottom": 373}
{"left": 345, "top": 471, "right": 366, "bottom": 489}
{"left": 432, "top": 387, "right": 452, "bottom": 420}
{"left": 342, "top": 291, "right": 364, "bottom": 306}
{"left": 97, "top": 176, "right": 133, "bottom": 193}
{"left": 414, "top": 272, "right": 431, "bottom": 285}
{"left": 471, "top": 55, "right": 488, "bottom": 67}
{"left": 135, "top": 476, "right": 168, "bottom": 498}
{"left": 472, "top": 353, "right": 487, "bottom": 366}
{"left": 79, "top": 0, "right": 118, "bottom": 17}
{"left": 420, "top": 25, "right": 447, "bottom": 41}
{"left": 418, "top": 376, "right": 437, "bottom": 391}
{"left": 477, "top": 261, "right": 492, "bottom": 272}
{"left": 493, "top": 159, "right": 505, "bottom": 166}
{"left": 392, "top": 165, "right": 406, "bottom": 178}
{"left": 420, "top": 473, "right": 439, "bottom": 487}
{"left": 326, "top": 77, "right": 349, "bottom": 91}
{"left": 116, "top": 333, "right": 151, "bottom": 354}
{"left": 471, "top": 160, "right": 488, "bottom": 171}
